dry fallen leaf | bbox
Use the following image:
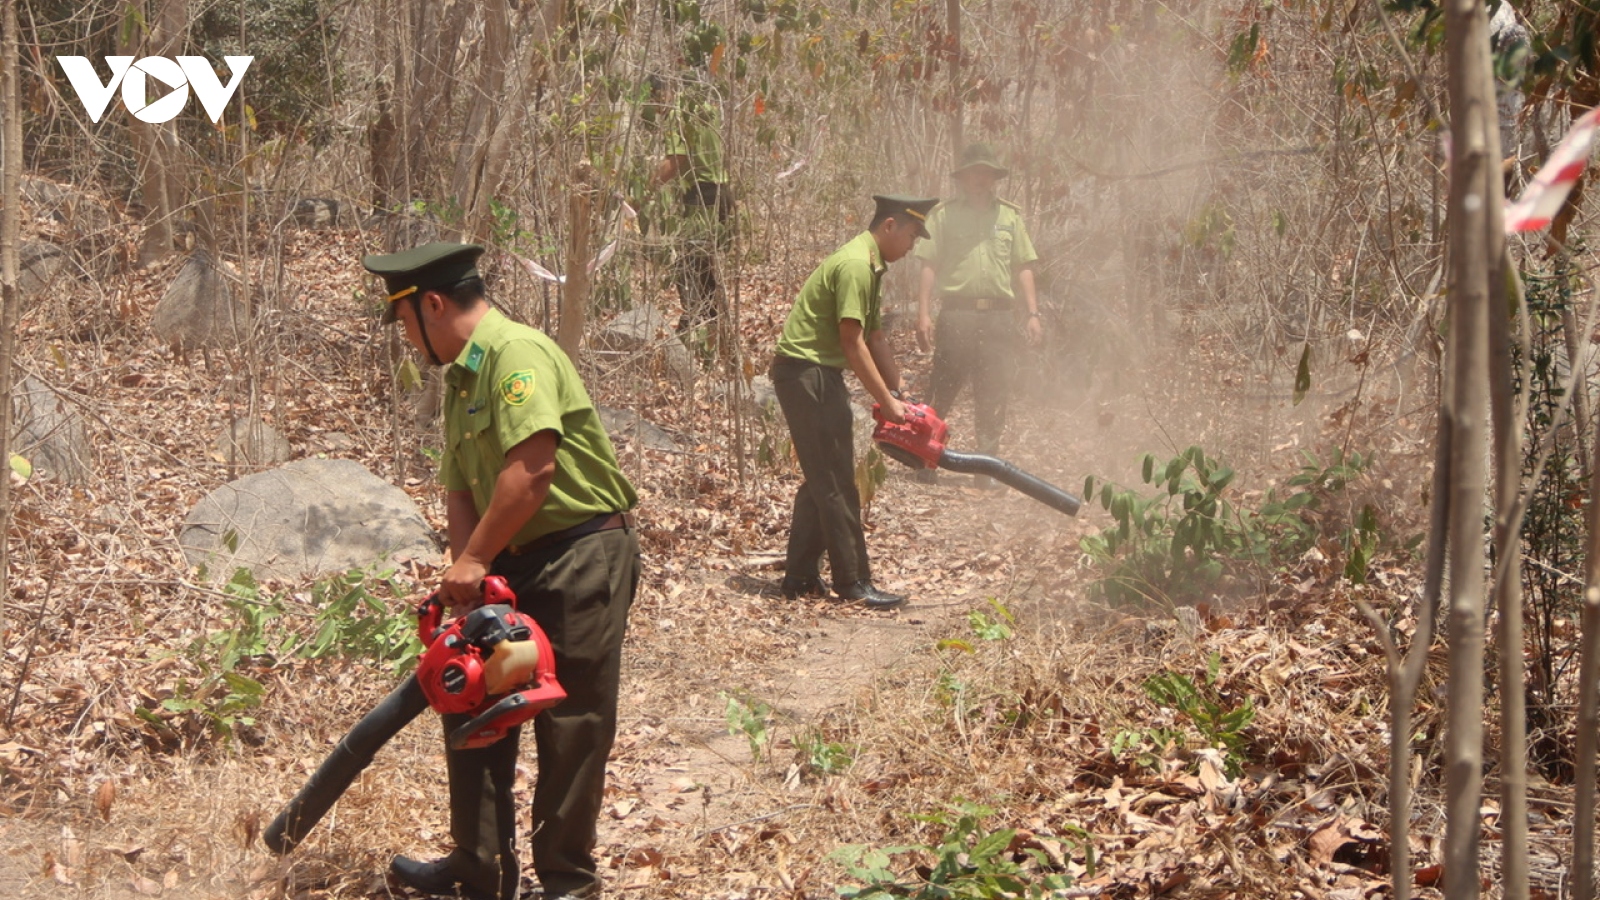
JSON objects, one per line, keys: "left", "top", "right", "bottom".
{"left": 94, "top": 778, "right": 116, "bottom": 822}
{"left": 132, "top": 874, "right": 163, "bottom": 895}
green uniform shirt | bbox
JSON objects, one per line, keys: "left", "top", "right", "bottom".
{"left": 441, "top": 308, "right": 637, "bottom": 546}
{"left": 666, "top": 92, "right": 726, "bottom": 186}
{"left": 914, "top": 197, "right": 1038, "bottom": 301}
{"left": 775, "top": 231, "right": 886, "bottom": 368}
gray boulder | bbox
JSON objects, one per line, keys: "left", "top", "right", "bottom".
{"left": 180, "top": 458, "right": 441, "bottom": 580}
{"left": 215, "top": 418, "right": 292, "bottom": 469}
{"left": 597, "top": 406, "right": 680, "bottom": 452}
{"left": 11, "top": 375, "right": 91, "bottom": 483}
{"left": 20, "top": 241, "right": 69, "bottom": 296}
{"left": 289, "top": 198, "right": 349, "bottom": 229}
{"left": 22, "top": 176, "right": 115, "bottom": 236}
{"left": 593, "top": 304, "right": 697, "bottom": 389}
{"left": 151, "top": 250, "right": 251, "bottom": 350}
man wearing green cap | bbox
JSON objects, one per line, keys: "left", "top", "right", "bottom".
{"left": 914, "top": 143, "right": 1041, "bottom": 487}
{"left": 363, "top": 242, "right": 640, "bottom": 900}
{"left": 770, "top": 195, "right": 936, "bottom": 610}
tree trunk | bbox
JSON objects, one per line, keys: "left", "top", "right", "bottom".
{"left": 1576, "top": 413, "right": 1600, "bottom": 900}
{"left": 1482, "top": 72, "right": 1526, "bottom": 900}
{"left": 558, "top": 163, "right": 596, "bottom": 358}
{"left": 1442, "top": 0, "right": 1500, "bottom": 894}
{"left": 123, "top": 0, "right": 189, "bottom": 267}
{"left": 947, "top": 0, "right": 962, "bottom": 156}
{"left": 0, "top": 0, "right": 20, "bottom": 639}
{"left": 449, "top": 2, "right": 514, "bottom": 242}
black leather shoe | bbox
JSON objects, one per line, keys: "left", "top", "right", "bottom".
{"left": 780, "top": 575, "right": 826, "bottom": 600}
{"left": 839, "top": 580, "right": 907, "bottom": 610}
{"left": 389, "top": 855, "right": 493, "bottom": 900}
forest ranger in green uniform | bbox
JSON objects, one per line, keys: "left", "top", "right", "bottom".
{"left": 650, "top": 74, "right": 732, "bottom": 336}
{"left": 914, "top": 143, "right": 1042, "bottom": 487}
{"left": 364, "top": 243, "right": 640, "bottom": 900}
{"left": 770, "top": 195, "right": 937, "bottom": 611}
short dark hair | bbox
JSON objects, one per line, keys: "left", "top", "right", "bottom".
{"left": 436, "top": 276, "right": 486, "bottom": 310}
{"left": 869, "top": 212, "right": 899, "bottom": 232}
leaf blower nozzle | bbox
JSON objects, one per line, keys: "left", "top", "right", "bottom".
{"left": 871, "top": 401, "right": 1081, "bottom": 517}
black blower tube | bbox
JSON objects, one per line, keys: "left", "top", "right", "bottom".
{"left": 263, "top": 675, "right": 429, "bottom": 854}
{"left": 937, "top": 450, "right": 1082, "bottom": 517}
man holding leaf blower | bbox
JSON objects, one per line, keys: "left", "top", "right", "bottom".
{"left": 365, "top": 242, "right": 640, "bottom": 900}
{"left": 769, "top": 195, "right": 937, "bottom": 611}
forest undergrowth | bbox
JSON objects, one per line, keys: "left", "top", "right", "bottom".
{"left": 0, "top": 208, "right": 1539, "bottom": 900}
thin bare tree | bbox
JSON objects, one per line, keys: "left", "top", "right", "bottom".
{"left": 121, "top": 0, "right": 190, "bottom": 267}
{"left": 1441, "top": 0, "right": 1502, "bottom": 894}
{"left": 0, "top": 0, "right": 19, "bottom": 638}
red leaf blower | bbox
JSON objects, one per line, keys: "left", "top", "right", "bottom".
{"left": 263, "top": 576, "right": 565, "bottom": 855}
{"left": 871, "top": 400, "right": 1081, "bottom": 516}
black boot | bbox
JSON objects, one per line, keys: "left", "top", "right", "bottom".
{"left": 389, "top": 854, "right": 495, "bottom": 900}
{"left": 839, "top": 580, "right": 907, "bottom": 610}
{"left": 780, "top": 574, "right": 826, "bottom": 600}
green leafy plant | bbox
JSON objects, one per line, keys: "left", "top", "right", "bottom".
{"left": 966, "top": 598, "right": 1014, "bottom": 642}
{"left": 723, "top": 690, "right": 774, "bottom": 762}
{"left": 1142, "top": 653, "right": 1256, "bottom": 776}
{"left": 1109, "top": 726, "right": 1185, "bottom": 772}
{"left": 831, "top": 802, "right": 1080, "bottom": 899}
{"left": 1082, "top": 445, "right": 1373, "bottom": 605}
{"left": 797, "top": 728, "right": 855, "bottom": 776}
{"left": 299, "top": 566, "right": 423, "bottom": 671}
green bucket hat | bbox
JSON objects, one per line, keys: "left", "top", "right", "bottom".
{"left": 951, "top": 142, "right": 1009, "bottom": 179}
{"left": 363, "top": 242, "right": 485, "bottom": 323}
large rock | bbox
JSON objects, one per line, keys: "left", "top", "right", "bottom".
{"left": 180, "top": 458, "right": 440, "bottom": 581}
{"left": 19, "top": 241, "right": 68, "bottom": 296}
{"left": 593, "top": 304, "right": 697, "bottom": 389}
{"left": 150, "top": 250, "right": 250, "bottom": 350}
{"left": 597, "top": 406, "right": 680, "bottom": 452}
{"left": 22, "top": 176, "right": 115, "bottom": 236}
{"left": 215, "top": 418, "right": 292, "bottom": 469}
{"left": 11, "top": 375, "right": 91, "bottom": 483}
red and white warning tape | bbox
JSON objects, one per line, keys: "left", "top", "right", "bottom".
{"left": 1505, "top": 106, "right": 1600, "bottom": 233}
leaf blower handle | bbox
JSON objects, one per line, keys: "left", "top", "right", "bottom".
{"left": 417, "top": 575, "right": 515, "bottom": 643}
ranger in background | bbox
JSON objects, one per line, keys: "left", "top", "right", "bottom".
{"left": 914, "top": 143, "right": 1042, "bottom": 488}
{"left": 650, "top": 73, "right": 733, "bottom": 339}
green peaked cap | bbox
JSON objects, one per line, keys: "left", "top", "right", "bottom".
{"left": 363, "top": 242, "right": 485, "bottom": 323}
{"left": 952, "top": 142, "right": 1009, "bottom": 178}
{"left": 871, "top": 194, "right": 938, "bottom": 238}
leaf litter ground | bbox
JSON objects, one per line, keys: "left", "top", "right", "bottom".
{"left": 0, "top": 222, "right": 1544, "bottom": 899}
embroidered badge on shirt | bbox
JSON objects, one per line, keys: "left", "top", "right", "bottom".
{"left": 499, "top": 369, "right": 536, "bottom": 406}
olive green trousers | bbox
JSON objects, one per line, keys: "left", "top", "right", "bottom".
{"left": 770, "top": 355, "right": 870, "bottom": 590}
{"left": 442, "top": 525, "right": 640, "bottom": 899}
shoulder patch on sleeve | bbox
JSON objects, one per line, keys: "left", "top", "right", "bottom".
{"left": 499, "top": 369, "right": 536, "bottom": 406}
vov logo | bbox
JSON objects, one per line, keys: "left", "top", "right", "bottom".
{"left": 57, "top": 56, "right": 253, "bottom": 124}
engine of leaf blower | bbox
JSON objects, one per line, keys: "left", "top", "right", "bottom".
{"left": 872, "top": 401, "right": 948, "bottom": 470}
{"left": 415, "top": 576, "right": 567, "bottom": 750}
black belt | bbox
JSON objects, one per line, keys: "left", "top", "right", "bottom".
{"left": 941, "top": 296, "right": 1013, "bottom": 312}
{"left": 505, "top": 512, "right": 635, "bottom": 557}
{"left": 683, "top": 181, "right": 726, "bottom": 207}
